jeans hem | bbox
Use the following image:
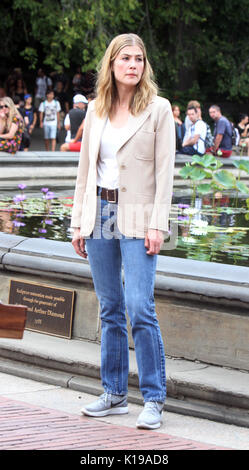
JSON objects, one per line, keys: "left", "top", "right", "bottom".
{"left": 104, "top": 388, "right": 128, "bottom": 397}
{"left": 143, "top": 397, "right": 166, "bottom": 404}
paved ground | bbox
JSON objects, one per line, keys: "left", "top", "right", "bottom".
{"left": 0, "top": 395, "right": 225, "bottom": 451}
{"left": 0, "top": 372, "right": 248, "bottom": 451}
{"left": 29, "top": 127, "right": 66, "bottom": 151}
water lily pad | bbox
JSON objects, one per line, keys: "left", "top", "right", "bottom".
{"left": 192, "top": 153, "right": 221, "bottom": 169}
{"left": 235, "top": 181, "right": 249, "bottom": 193}
{"left": 179, "top": 165, "right": 194, "bottom": 179}
{"left": 197, "top": 183, "right": 212, "bottom": 194}
{"left": 189, "top": 167, "right": 207, "bottom": 181}
{"left": 233, "top": 160, "right": 249, "bottom": 174}
{"left": 213, "top": 170, "right": 236, "bottom": 189}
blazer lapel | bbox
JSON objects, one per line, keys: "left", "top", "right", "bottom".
{"left": 117, "top": 101, "right": 154, "bottom": 152}
{"left": 89, "top": 98, "right": 155, "bottom": 159}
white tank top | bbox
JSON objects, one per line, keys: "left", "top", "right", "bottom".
{"left": 97, "top": 118, "right": 129, "bottom": 189}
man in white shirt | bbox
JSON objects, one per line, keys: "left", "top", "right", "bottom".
{"left": 181, "top": 106, "right": 207, "bottom": 155}
{"left": 39, "top": 90, "right": 61, "bottom": 151}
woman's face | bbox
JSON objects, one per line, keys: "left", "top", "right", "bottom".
{"left": 112, "top": 45, "right": 144, "bottom": 89}
{"left": 0, "top": 101, "right": 9, "bottom": 118}
{"left": 173, "top": 106, "right": 180, "bottom": 118}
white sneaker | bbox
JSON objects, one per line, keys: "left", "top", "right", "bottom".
{"left": 136, "top": 402, "right": 164, "bottom": 429}
{"left": 81, "top": 392, "right": 128, "bottom": 417}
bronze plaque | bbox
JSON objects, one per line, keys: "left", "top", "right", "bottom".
{"left": 9, "top": 279, "right": 75, "bottom": 339}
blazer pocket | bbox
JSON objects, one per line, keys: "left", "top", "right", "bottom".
{"left": 135, "top": 153, "right": 154, "bottom": 160}
{"left": 134, "top": 129, "right": 155, "bottom": 160}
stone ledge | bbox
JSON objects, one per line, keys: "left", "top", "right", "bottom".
{"left": 1, "top": 232, "right": 249, "bottom": 372}
{"left": 0, "top": 152, "right": 245, "bottom": 166}
{"left": 0, "top": 232, "right": 248, "bottom": 304}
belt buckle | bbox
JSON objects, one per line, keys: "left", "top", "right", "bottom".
{"left": 106, "top": 189, "right": 116, "bottom": 203}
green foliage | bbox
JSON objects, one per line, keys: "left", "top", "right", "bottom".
{"left": 179, "top": 153, "right": 249, "bottom": 205}
{"left": 2, "top": 1, "right": 249, "bottom": 103}
{"left": 11, "top": 0, "right": 141, "bottom": 71}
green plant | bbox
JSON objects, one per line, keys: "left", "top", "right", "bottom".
{"left": 179, "top": 153, "right": 249, "bottom": 207}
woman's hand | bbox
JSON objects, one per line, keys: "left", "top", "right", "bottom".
{"left": 144, "top": 229, "right": 164, "bottom": 255}
{"left": 72, "top": 228, "right": 87, "bottom": 258}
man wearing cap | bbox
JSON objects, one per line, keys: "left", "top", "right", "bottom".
{"left": 60, "top": 94, "right": 88, "bottom": 152}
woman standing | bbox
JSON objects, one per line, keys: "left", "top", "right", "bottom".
{"left": 172, "top": 104, "right": 185, "bottom": 151}
{"left": 71, "top": 33, "right": 175, "bottom": 429}
{"left": 237, "top": 113, "right": 249, "bottom": 156}
{"left": 0, "top": 97, "right": 24, "bottom": 154}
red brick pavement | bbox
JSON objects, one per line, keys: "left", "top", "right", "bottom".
{"left": 0, "top": 397, "right": 229, "bottom": 450}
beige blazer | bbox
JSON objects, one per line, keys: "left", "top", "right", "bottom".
{"left": 71, "top": 95, "right": 176, "bottom": 238}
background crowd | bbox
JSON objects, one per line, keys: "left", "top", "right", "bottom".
{"left": 0, "top": 66, "right": 95, "bottom": 154}
{"left": 172, "top": 101, "right": 249, "bottom": 158}
{"left": 0, "top": 65, "right": 249, "bottom": 157}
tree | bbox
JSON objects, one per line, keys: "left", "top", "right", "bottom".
{"left": 2, "top": 0, "right": 249, "bottom": 106}
{"left": 11, "top": 0, "right": 141, "bottom": 70}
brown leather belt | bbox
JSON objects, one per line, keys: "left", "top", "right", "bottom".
{"left": 97, "top": 186, "right": 118, "bottom": 203}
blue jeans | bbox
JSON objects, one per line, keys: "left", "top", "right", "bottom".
{"left": 85, "top": 193, "right": 166, "bottom": 403}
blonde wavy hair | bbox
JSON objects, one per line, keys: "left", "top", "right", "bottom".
{"left": 95, "top": 33, "right": 158, "bottom": 118}
{"left": 1, "top": 96, "right": 23, "bottom": 132}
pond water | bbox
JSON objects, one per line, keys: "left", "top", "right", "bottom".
{"left": 0, "top": 189, "right": 249, "bottom": 267}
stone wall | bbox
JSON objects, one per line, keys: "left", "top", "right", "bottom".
{"left": 1, "top": 232, "right": 249, "bottom": 371}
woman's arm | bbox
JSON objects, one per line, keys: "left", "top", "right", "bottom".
{"left": 40, "top": 112, "right": 44, "bottom": 128}
{"left": 72, "top": 119, "right": 84, "bottom": 143}
{"left": 30, "top": 111, "right": 37, "bottom": 132}
{"left": 148, "top": 99, "right": 176, "bottom": 234}
{"left": 145, "top": 229, "right": 164, "bottom": 255}
{"left": 0, "top": 122, "right": 18, "bottom": 139}
{"left": 145, "top": 99, "right": 176, "bottom": 255}
{"left": 71, "top": 228, "right": 87, "bottom": 258}
{"left": 70, "top": 104, "right": 92, "bottom": 229}
{"left": 0, "top": 117, "right": 6, "bottom": 134}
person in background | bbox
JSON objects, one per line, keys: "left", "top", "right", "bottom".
{"left": 35, "top": 68, "right": 53, "bottom": 111}
{"left": 19, "top": 94, "right": 37, "bottom": 151}
{"left": 13, "top": 78, "right": 27, "bottom": 107}
{"left": 22, "top": 94, "right": 37, "bottom": 134}
{"left": 67, "top": 93, "right": 95, "bottom": 148}
{"left": 39, "top": 89, "right": 61, "bottom": 151}
{"left": 172, "top": 104, "right": 185, "bottom": 151}
{"left": 63, "top": 113, "right": 71, "bottom": 144}
{"left": 181, "top": 106, "right": 206, "bottom": 155}
{"left": 0, "top": 96, "right": 24, "bottom": 154}
{"left": 71, "top": 33, "right": 175, "bottom": 430}
{"left": 184, "top": 100, "right": 202, "bottom": 132}
{"left": 50, "top": 66, "right": 69, "bottom": 92}
{"left": 72, "top": 67, "right": 84, "bottom": 95}
{"left": 208, "top": 105, "right": 233, "bottom": 158}
{"left": 237, "top": 113, "right": 249, "bottom": 156}
{"left": 60, "top": 94, "right": 88, "bottom": 152}
{"left": 54, "top": 80, "right": 70, "bottom": 128}
{"left": 13, "top": 95, "right": 30, "bottom": 151}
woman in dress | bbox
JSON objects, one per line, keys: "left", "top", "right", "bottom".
{"left": 237, "top": 113, "right": 249, "bottom": 156}
{"left": 71, "top": 33, "right": 175, "bottom": 429}
{"left": 0, "top": 97, "right": 24, "bottom": 154}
